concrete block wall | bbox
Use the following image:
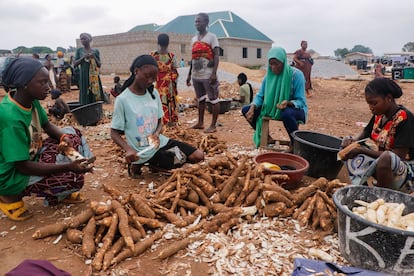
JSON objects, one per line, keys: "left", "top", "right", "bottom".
{"left": 220, "top": 39, "right": 270, "bottom": 67}
{"left": 76, "top": 31, "right": 271, "bottom": 74}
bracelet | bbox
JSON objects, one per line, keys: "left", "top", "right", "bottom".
{"left": 60, "top": 134, "right": 70, "bottom": 143}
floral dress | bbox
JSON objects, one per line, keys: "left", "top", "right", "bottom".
{"left": 151, "top": 51, "right": 179, "bottom": 125}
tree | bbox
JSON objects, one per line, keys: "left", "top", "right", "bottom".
{"left": 31, "top": 46, "right": 53, "bottom": 54}
{"left": 56, "top": 47, "right": 67, "bottom": 53}
{"left": 12, "top": 46, "right": 53, "bottom": 54}
{"left": 334, "top": 48, "right": 349, "bottom": 58}
{"left": 402, "top": 42, "right": 414, "bottom": 52}
{"left": 68, "top": 46, "right": 77, "bottom": 52}
{"left": 12, "top": 46, "right": 30, "bottom": 54}
{"left": 350, "top": 45, "right": 372, "bottom": 54}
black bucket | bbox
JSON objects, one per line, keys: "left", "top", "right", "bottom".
{"left": 71, "top": 101, "right": 103, "bottom": 126}
{"left": 206, "top": 99, "right": 232, "bottom": 114}
{"left": 67, "top": 101, "right": 81, "bottom": 111}
{"left": 292, "top": 130, "right": 343, "bottom": 180}
{"left": 333, "top": 185, "right": 414, "bottom": 275}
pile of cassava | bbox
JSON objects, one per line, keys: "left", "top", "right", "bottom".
{"left": 32, "top": 152, "right": 347, "bottom": 273}
{"left": 163, "top": 126, "right": 227, "bottom": 157}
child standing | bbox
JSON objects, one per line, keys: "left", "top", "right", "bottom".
{"left": 110, "top": 76, "right": 123, "bottom": 98}
{"left": 110, "top": 55, "right": 204, "bottom": 178}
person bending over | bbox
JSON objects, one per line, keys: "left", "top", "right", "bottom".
{"left": 341, "top": 78, "right": 414, "bottom": 192}
{"left": 111, "top": 55, "right": 204, "bottom": 178}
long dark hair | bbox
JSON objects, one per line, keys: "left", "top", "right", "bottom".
{"left": 120, "top": 55, "right": 158, "bottom": 99}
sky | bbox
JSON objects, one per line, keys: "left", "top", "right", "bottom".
{"left": 0, "top": 0, "right": 412, "bottom": 56}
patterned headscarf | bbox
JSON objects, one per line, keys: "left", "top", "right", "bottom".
{"left": 1, "top": 57, "right": 44, "bottom": 89}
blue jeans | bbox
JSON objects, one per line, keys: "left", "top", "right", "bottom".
{"left": 241, "top": 105, "right": 305, "bottom": 144}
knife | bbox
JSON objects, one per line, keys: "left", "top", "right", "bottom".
{"left": 136, "top": 145, "right": 155, "bottom": 157}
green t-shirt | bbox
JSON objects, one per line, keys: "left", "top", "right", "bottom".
{"left": 0, "top": 94, "right": 48, "bottom": 195}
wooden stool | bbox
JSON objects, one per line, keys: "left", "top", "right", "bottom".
{"left": 260, "top": 116, "right": 291, "bottom": 148}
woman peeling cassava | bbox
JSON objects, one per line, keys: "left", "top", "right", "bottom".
{"left": 0, "top": 57, "right": 94, "bottom": 221}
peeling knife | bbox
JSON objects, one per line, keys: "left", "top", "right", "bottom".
{"left": 355, "top": 138, "right": 369, "bottom": 144}
{"left": 136, "top": 145, "right": 155, "bottom": 157}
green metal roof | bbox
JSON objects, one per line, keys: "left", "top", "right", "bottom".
{"left": 130, "top": 11, "right": 273, "bottom": 43}
{"left": 129, "top": 23, "right": 161, "bottom": 32}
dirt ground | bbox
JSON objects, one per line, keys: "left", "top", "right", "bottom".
{"left": 1, "top": 63, "right": 414, "bottom": 275}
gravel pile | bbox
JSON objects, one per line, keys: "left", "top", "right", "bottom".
{"left": 311, "top": 59, "right": 359, "bottom": 79}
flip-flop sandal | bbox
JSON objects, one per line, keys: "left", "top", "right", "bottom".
{"left": 0, "top": 200, "right": 33, "bottom": 221}
{"left": 62, "top": 192, "right": 85, "bottom": 204}
{"left": 148, "top": 164, "right": 172, "bottom": 175}
{"left": 127, "top": 163, "right": 142, "bottom": 178}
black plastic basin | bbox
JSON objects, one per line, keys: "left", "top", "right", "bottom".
{"left": 292, "top": 130, "right": 343, "bottom": 180}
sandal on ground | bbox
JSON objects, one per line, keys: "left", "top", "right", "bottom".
{"left": 0, "top": 200, "right": 33, "bottom": 221}
{"left": 148, "top": 164, "right": 172, "bottom": 175}
{"left": 267, "top": 137, "right": 276, "bottom": 144}
{"left": 127, "top": 163, "right": 142, "bottom": 179}
{"left": 62, "top": 192, "right": 85, "bottom": 204}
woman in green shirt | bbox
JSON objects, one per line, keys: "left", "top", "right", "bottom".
{"left": 0, "top": 57, "right": 94, "bottom": 221}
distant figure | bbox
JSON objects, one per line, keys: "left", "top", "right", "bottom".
{"left": 180, "top": 58, "right": 185, "bottom": 68}
{"left": 64, "top": 56, "right": 74, "bottom": 90}
{"left": 110, "top": 76, "right": 123, "bottom": 98}
{"left": 186, "top": 12, "right": 220, "bottom": 133}
{"left": 57, "top": 51, "right": 64, "bottom": 75}
{"left": 234, "top": 72, "right": 254, "bottom": 105}
{"left": 73, "top": 32, "right": 105, "bottom": 105}
{"left": 151, "top": 33, "right": 179, "bottom": 126}
{"left": 374, "top": 60, "right": 385, "bottom": 78}
{"left": 48, "top": 89, "right": 70, "bottom": 119}
{"left": 44, "top": 54, "right": 57, "bottom": 90}
{"left": 32, "top": 53, "right": 40, "bottom": 60}
{"left": 57, "top": 52, "right": 70, "bottom": 92}
{"left": 293, "top": 40, "right": 313, "bottom": 97}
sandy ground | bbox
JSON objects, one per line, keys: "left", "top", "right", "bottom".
{"left": 1, "top": 63, "right": 414, "bottom": 275}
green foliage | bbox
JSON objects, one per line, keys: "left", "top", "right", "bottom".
{"left": 350, "top": 45, "right": 373, "bottom": 54}
{"left": 334, "top": 44, "right": 373, "bottom": 58}
{"left": 32, "top": 46, "right": 54, "bottom": 54}
{"left": 68, "top": 46, "right": 77, "bottom": 52}
{"left": 56, "top": 47, "right": 67, "bottom": 53}
{"left": 402, "top": 42, "right": 414, "bottom": 52}
{"left": 334, "top": 48, "right": 349, "bottom": 58}
{"left": 246, "top": 65, "right": 262, "bottom": 70}
{"left": 12, "top": 46, "right": 54, "bottom": 54}
{"left": 11, "top": 46, "right": 73, "bottom": 55}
